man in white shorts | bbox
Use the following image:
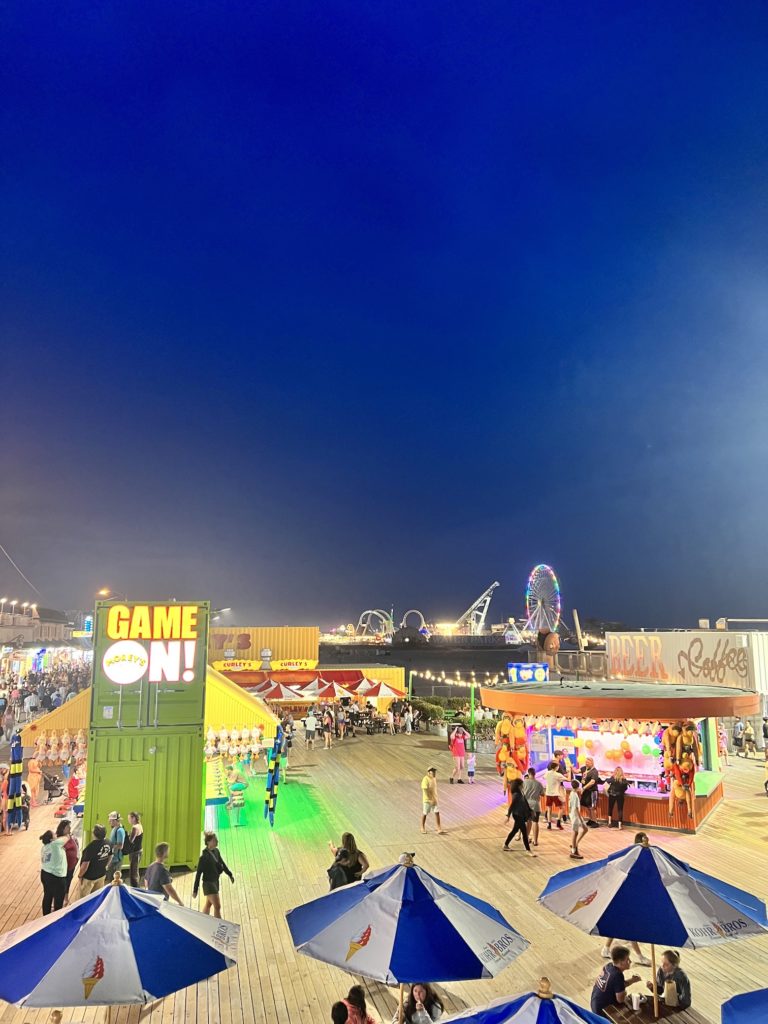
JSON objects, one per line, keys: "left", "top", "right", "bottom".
{"left": 420, "top": 766, "right": 447, "bottom": 835}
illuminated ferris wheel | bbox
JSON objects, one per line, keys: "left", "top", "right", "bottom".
{"left": 523, "top": 564, "right": 561, "bottom": 632}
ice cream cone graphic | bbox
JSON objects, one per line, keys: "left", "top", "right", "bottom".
{"left": 569, "top": 891, "right": 597, "bottom": 914}
{"left": 345, "top": 925, "right": 372, "bottom": 961}
{"left": 82, "top": 956, "right": 105, "bottom": 999}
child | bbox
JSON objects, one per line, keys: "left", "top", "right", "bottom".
{"left": 467, "top": 752, "right": 476, "bottom": 784}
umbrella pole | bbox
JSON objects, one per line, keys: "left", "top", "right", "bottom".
{"left": 650, "top": 943, "right": 659, "bottom": 1019}
{"left": 398, "top": 983, "right": 405, "bottom": 1024}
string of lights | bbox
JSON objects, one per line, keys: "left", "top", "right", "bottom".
{"left": 409, "top": 669, "right": 505, "bottom": 689}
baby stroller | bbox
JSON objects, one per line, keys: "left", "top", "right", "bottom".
{"left": 20, "top": 783, "right": 30, "bottom": 829}
{"left": 42, "top": 769, "right": 64, "bottom": 802}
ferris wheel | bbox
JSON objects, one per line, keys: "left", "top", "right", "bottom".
{"left": 523, "top": 564, "right": 562, "bottom": 632}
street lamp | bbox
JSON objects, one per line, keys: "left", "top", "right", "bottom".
{"left": 9, "top": 600, "right": 17, "bottom": 617}
{"left": 0, "top": 598, "right": 6, "bottom": 617}
{"left": 97, "top": 588, "right": 128, "bottom": 601}
{"left": 21, "top": 601, "right": 29, "bottom": 615}
{"left": 211, "top": 607, "right": 232, "bottom": 622}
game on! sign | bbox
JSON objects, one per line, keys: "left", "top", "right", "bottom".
{"left": 91, "top": 600, "right": 210, "bottom": 729}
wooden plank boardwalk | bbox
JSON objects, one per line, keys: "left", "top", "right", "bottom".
{"left": 1, "top": 734, "right": 767, "bottom": 1024}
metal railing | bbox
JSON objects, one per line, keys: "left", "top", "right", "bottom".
{"left": 554, "top": 650, "right": 608, "bottom": 679}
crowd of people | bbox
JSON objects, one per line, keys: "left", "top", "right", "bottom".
{"left": 299, "top": 700, "right": 421, "bottom": 750}
{"left": 0, "top": 665, "right": 90, "bottom": 735}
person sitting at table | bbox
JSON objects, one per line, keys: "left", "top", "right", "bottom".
{"left": 590, "top": 945, "right": 642, "bottom": 1019}
{"left": 646, "top": 949, "right": 691, "bottom": 1010}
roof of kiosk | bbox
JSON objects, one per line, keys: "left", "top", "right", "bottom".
{"left": 479, "top": 679, "right": 760, "bottom": 719}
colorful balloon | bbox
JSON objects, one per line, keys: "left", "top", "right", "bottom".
{"left": 642, "top": 744, "right": 651, "bottom": 755}
{"left": 620, "top": 740, "right": 630, "bottom": 751}
{"left": 624, "top": 750, "right": 633, "bottom": 760}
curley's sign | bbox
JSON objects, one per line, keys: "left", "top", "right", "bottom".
{"left": 606, "top": 631, "right": 753, "bottom": 690}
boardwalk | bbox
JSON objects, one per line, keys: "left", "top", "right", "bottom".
{"left": 1, "top": 734, "right": 767, "bottom": 1024}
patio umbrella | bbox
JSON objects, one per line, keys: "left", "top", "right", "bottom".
{"left": 360, "top": 681, "right": 405, "bottom": 698}
{"left": 294, "top": 671, "right": 325, "bottom": 696}
{"left": 539, "top": 840, "right": 768, "bottom": 1017}
{"left": 286, "top": 855, "right": 528, "bottom": 1020}
{"left": 0, "top": 880, "right": 240, "bottom": 1007}
{"left": 721, "top": 988, "right": 768, "bottom": 1024}
{"left": 442, "top": 977, "right": 607, "bottom": 1024}
{"left": 259, "top": 681, "right": 306, "bottom": 701}
{"left": 314, "top": 681, "right": 356, "bottom": 701}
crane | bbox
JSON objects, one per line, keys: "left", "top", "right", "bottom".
{"left": 453, "top": 581, "right": 500, "bottom": 635}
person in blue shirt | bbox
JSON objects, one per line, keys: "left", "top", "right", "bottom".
{"left": 591, "top": 946, "right": 641, "bottom": 1018}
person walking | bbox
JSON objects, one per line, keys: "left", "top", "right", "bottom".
{"left": 569, "top": 779, "right": 588, "bottom": 859}
{"left": 107, "top": 812, "right": 126, "bottom": 880}
{"left": 606, "top": 767, "right": 629, "bottom": 829}
{"left": 192, "top": 831, "right": 235, "bottom": 918}
{"left": 522, "top": 767, "right": 544, "bottom": 846}
{"left": 718, "top": 722, "right": 730, "bottom": 766}
{"left": 503, "top": 777, "right": 535, "bottom": 856}
{"left": 733, "top": 717, "right": 745, "bottom": 756}
{"left": 544, "top": 760, "right": 566, "bottom": 830}
{"left": 404, "top": 708, "right": 413, "bottom": 734}
{"left": 305, "top": 711, "right": 317, "bottom": 749}
{"left": 323, "top": 708, "right": 334, "bottom": 749}
{"left": 56, "top": 819, "right": 79, "bottom": 905}
{"left": 77, "top": 824, "right": 112, "bottom": 898}
{"left": 580, "top": 758, "right": 603, "bottom": 827}
{"left": 420, "top": 767, "right": 447, "bottom": 835}
{"left": 743, "top": 721, "right": 757, "bottom": 757}
{"left": 124, "top": 811, "right": 144, "bottom": 886}
{"left": 2, "top": 706, "right": 14, "bottom": 742}
{"left": 449, "top": 725, "right": 469, "bottom": 784}
{"left": 386, "top": 707, "right": 395, "bottom": 735}
{"left": 26, "top": 753, "right": 43, "bottom": 807}
{"left": 39, "top": 829, "right": 68, "bottom": 915}
{"left": 144, "top": 843, "right": 183, "bottom": 904}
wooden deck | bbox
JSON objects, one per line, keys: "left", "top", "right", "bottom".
{"left": 1, "top": 735, "right": 767, "bottom": 1024}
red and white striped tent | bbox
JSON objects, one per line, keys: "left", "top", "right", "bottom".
{"left": 357, "top": 681, "right": 405, "bottom": 698}
{"left": 258, "top": 681, "right": 306, "bottom": 701}
{"left": 313, "top": 681, "right": 357, "bottom": 701}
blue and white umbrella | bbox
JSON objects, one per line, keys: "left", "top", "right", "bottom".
{"left": 0, "top": 883, "right": 240, "bottom": 1006}
{"left": 722, "top": 988, "right": 768, "bottom": 1024}
{"left": 538, "top": 842, "right": 768, "bottom": 948}
{"left": 442, "top": 981, "right": 608, "bottom": 1024}
{"left": 286, "top": 859, "right": 528, "bottom": 984}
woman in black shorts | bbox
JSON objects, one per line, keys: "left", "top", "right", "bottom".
{"left": 192, "top": 832, "right": 235, "bottom": 918}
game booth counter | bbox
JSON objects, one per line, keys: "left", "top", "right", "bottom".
{"left": 480, "top": 679, "right": 760, "bottom": 833}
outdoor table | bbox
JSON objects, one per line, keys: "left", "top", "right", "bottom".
{"left": 605, "top": 1002, "right": 712, "bottom": 1024}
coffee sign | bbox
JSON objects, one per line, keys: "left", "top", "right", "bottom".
{"left": 606, "top": 631, "right": 753, "bottom": 690}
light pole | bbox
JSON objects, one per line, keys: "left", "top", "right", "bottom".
{"left": 9, "top": 600, "right": 17, "bottom": 618}
{"left": 97, "top": 588, "right": 128, "bottom": 602}
{"left": 408, "top": 669, "right": 415, "bottom": 700}
{"left": 0, "top": 598, "right": 6, "bottom": 618}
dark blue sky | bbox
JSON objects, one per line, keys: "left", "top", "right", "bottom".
{"left": 2, "top": 2, "right": 768, "bottom": 628}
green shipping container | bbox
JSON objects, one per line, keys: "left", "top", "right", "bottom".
{"left": 84, "top": 726, "right": 204, "bottom": 870}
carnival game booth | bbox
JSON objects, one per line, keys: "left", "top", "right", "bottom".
{"left": 481, "top": 679, "right": 759, "bottom": 833}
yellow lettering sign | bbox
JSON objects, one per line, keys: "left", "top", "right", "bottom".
{"left": 105, "top": 604, "right": 200, "bottom": 641}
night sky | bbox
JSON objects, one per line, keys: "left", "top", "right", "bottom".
{"left": 2, "top": 2, "right": 768, "bottom": 628}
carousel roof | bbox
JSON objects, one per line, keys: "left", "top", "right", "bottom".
{"left": 479, "top": 679, "right": 759, "bottom": 719}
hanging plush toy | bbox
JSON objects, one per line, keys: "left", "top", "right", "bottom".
{"left": 670, "top": 756, "right": 695, "bottom": 819}
{"left": 510, "top": 719, "right": 529, "bottom": 774}
{"left": 494, "top": 713, "right": 513, "bottom": 776}
{"left": 675, "top": 721, "right": 701, "bottom": 769}
{"left": 662, "top": 721, "right": 683, "bottom": 774}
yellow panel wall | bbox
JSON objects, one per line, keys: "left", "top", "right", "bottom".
{"left": 205, "top": 666, "right": 279, "bottom": 739}
{"left": 208, "top": 625, "right": 319, "bottom": 662}
{"left": 21, "top": 689, "right": 90, "bottom": 746}
{"left": 355, "top": 665, "right": 406, "bottom": 691}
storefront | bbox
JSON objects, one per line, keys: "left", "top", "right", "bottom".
{"left": 481, "top": 679, "right": 759, "bottom": 833}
